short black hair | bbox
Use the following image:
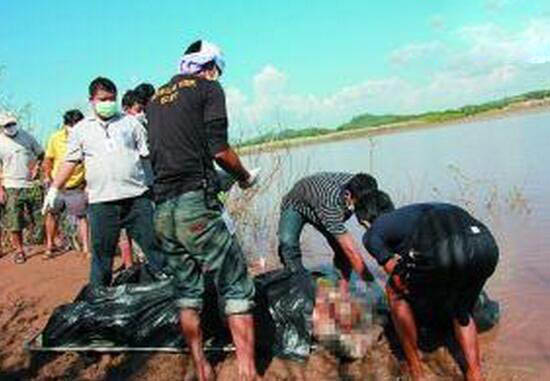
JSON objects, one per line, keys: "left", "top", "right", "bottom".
{"left": 355, "top": 190, "right": 395, "bottom": 224}
{"left": 344, "top": 173, "right": 378, "bottom": 198}
{"left": 134, "top": 83, "right": 155, "bottom": 106}
{"left": 89, "top": 76, "right": 117, "bottom": 98}
{"left": 63, "top": 109, "right": 84, "bottom": 127}
{"left": 122, "top": 90, "right": 139, "bottom": 110}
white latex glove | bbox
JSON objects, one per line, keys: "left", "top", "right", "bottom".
{"left": 41, "top": 187, "right": 59, "bottom": 215}
{"left": 239, "top": 167, "right": 261, "bottom": 189}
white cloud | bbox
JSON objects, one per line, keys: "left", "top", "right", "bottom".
{"left": 454, "top": 20, "right": 550, "bottom": 68}
{"left": 226, "top": 18, "right": 550, "bottom": 138}
{"left": 390, "top": 41, "right": 444, "bottom": 65}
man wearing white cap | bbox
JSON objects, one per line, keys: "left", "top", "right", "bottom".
{"left": 147, "top": 40, "right": 260, "bottom": 381}
{"left": 0, "top": 113, "right": 44, "bottom": 264}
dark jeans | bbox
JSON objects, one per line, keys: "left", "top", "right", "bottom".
{"left": 277, "top": 207, "right": 351, "bottom": 278}
{"left": 88, "top": 193, "right": 165, "bottom": 286}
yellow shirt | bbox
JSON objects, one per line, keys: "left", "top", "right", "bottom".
{"left": 45, "top": 127, "right": 85, "bottom": 189}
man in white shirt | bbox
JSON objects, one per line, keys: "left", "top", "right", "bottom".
{"left": 43, "top": 77, "right": 164, "bottom": 285}
{"left": 0, "top": 113, "right": 44, "bottom": 264}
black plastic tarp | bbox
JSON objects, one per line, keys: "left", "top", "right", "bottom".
{"left": 40, "top": 265, "right": 499, "bottom": 360}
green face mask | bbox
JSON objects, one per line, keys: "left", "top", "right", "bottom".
{"left": 94, "top": 100, "right": 118, "bottom": 119}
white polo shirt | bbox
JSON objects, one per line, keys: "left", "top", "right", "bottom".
{"left": 0, "top": 129, "right": 44, "bottom": 189}
{"left": 64, "top": 113, "right": 150, "bottom": 203}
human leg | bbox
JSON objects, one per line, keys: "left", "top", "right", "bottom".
{"left": 172, "top": 191, "right": 258, "bottom": 380}
{"left": 180, "top": 308, "right": 214, "bottom": 381}
{"left": 123, "top": 194, "right": 164, "bottom": 272}
{"left": 451, "top": 231, "right": 498, "bottom": 381}
{"left": 64, "top": 189, "right": 90, "bottom": 255}
{"left": 453, "top": 316, "right": 483, "bottom": 381}
{"left": 387, "top": 285, "right": 424, "bottom": 380}
{"left": 118, "top": 230, "right": 134, "bottom": 268}
{"left": 228, "top": 314, "right": 258, "bottom": 380}
{"left": 5, "top": 188, "right": 27, "bottom": 263}
{"left": 277, "top": 207, "right": 306, "bottom": 272}
{"left": 154, "top": 196, "right": 214, "bottom": 379}
{"left": 77, "top": 217, "right": 90, "bottom": 254}
{"left": 88, "top": 201, "right": 122, "bottom": 286}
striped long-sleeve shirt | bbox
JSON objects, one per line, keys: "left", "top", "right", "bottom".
{"left": 281, "top": 172, "right": 355, "bottom": 235}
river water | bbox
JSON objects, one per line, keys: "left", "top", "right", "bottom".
{"left": 239, "top": 110, "right": 550, "bottom": 378}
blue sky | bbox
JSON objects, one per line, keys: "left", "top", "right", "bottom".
{"left": 1, "top": 0, "right": 550, "bottom": 142}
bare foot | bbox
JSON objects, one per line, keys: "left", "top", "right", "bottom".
{"left": 187, "top": 361, "right": 215, "bottom": 381}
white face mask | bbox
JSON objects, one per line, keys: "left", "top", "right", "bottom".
{"left": 3, "top": 124, "right": 18, "bottom": 137}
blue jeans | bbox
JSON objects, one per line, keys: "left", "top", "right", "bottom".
{"left": 277, "top": 207, "right": 352, "bottom": 278}
{"left": 88, "top": 193, "right": 165, "bottom": 286}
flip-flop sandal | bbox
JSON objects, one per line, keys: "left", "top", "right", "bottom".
{"left": 14, "top": 252, "right": 26, "bottom": 264}
{"left": 42, "top": 250, "right": 54, "bottom": 260}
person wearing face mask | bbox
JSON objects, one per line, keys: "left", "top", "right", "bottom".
{"left": 42, "top": 109, "right": 89, "bottom": 260}
{"left": 118, "top": 89, "right": 155, "bottom": 268}
{"left": 42, "top": 77, "right": 165, "bottom": 285}
{"left": 122, "top": 89, "right": 147, "bottom": 125}
{"left": 278, "top": 172, "right": 379, "bottom": 291}
{"left": 146, "top": 40, "right": 260, "bottom": 381}
{"left": 0, "top": 113, "right": 45, "bottom": 264}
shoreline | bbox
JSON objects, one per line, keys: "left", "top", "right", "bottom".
{"left": 236, "top": 98, "right": 550, "bottom": 155}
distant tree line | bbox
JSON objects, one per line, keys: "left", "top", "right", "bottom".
{"left": 236, "top": 89, "right": 550, "bottom": 147}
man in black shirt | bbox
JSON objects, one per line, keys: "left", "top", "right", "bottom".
{"left": 146, "top": 40, "right": 259, "bottom": 381}
{"left": 358, "top": 193, "right": 498, "bottom": 381}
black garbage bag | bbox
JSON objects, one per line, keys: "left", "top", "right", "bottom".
{"left": 40, "top": 265, "right": 500, "bottom": 359}
{"left": 42, "top": 279, "right": 183, "bottom": 348}
{"left": 253, "top": 269, "right": 316, "bottom": 359}
{"left": 472, "top": 289, "right": 500, "bottom": 332}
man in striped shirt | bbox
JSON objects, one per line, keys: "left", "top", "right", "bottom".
{"left": 278, "top": 172, "right": 378, "bottom": 289}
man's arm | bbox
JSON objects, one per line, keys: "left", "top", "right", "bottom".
{"left": 43, "top": 136, "right": 56, "bottom": 184}
{"left": 42, "top": 158, "right": 54, "bottom": 184}
{"left": 27, "top": 151, "right": 44, "bottom": 181}
{"left": 51, "top": 161, "right": 77, "bottom": 189}
{"left": 42, "top": 161, "right": 77, "bottom": 214}
{"left": 214, "top": 148, "right": 250, "bottom": 184}
{"left": 364, "top": 232, "right": 408, "bottom": 293}
{"left": 335, "top": 232, "right": 374, "bottom": 282}
{"left": 28, "top": 134, "right": 45, "bottom": 180}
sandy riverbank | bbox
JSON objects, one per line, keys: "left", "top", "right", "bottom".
{"left": 0, "top": 245, "right": 534, "bottom": 380}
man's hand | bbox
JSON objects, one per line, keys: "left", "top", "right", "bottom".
{"left": 390, "top": 273, "right": 408, "bottom": 294}
{"left": 0, "top": 187, "right": 6, "bottom": 205}
{"left": 336, "top": 233, "right": 375, "bottom": 283}
{"left": 384, "top": 256, "right": 408, "bottom": 294}
{"left": 238, "top": 167, "right": 261, "bottom": 189}
{"left": 41, "top": 187, "right": 59, "bottom": 215}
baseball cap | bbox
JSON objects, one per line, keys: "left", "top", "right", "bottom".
{"left": 0, "top": 113, "right": 17, "bottom": 127}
